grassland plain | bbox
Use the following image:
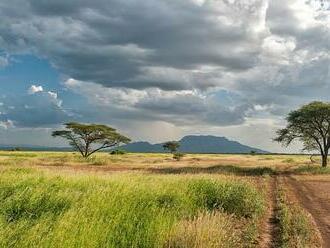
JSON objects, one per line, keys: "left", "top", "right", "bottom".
{"left": 0, "top": 151, "right": 328, "bottom": 247}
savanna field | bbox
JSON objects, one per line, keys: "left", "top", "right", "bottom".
{"left": 1, "top": 152, "right": 330, "bottom": 247}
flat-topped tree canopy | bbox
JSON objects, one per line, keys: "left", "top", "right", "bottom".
{"left": 275, "top": 101, "right": 330, "bottom": 167}
{"left": 163, "top": 141, "right": 180, "bottom": 153}
{"left": 52, "top": 122, "right": 130, "bottom": 157}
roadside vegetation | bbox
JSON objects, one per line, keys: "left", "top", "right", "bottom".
{"left": 293, "top": 165, "right": 330, "bottom": 174}
{"left": 276, "top": 186, "right": 321, "bottom": 247}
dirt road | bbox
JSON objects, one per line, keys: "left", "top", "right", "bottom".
{"left": 259, "top": 176, "right": 280, "bottom": 248}
{"left": 284, "top": 176, "right": 330, "bottom": 247}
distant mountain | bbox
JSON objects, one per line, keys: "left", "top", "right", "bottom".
{"left": 0, "top": 144, "right": 72, "bottom": 151}
{"left": 117, "top": 135, "right": 268, "bottom": 154}
{"left": 0, "top": 135, "right": 268, "bottom": 154}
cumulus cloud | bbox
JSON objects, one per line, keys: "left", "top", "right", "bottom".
{"left": 0, "top": 55, "right": 9, "bottom": 67}
{"left": 0, "top": 0, "right": 269, "bottom": 91}
{"left": 28, "top": 85, "right": 44, "bottom": 94}
{"left": 64, "top": 78, "right": 251, "bottom": 126}
{"left": 0, "top": 86, "right": 70, "bottom": 127}
{"left": 0, "top": 120, "right": 15, "bottom": 129}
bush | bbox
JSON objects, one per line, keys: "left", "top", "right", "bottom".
{"left": 110, "top": 149, "right": 126, "bottom": 155}
{"left": 11, "top": 147, "right": 22, "bottom": 151}
{"left": 173, "top": 152, "right": 185, "bottom": 161}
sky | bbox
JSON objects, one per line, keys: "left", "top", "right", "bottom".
{"left": 0, "top": 0, "right": 329, "bottom": 152}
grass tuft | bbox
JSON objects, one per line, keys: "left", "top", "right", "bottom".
{"left": 166, "top": 211, "right": 241, "bottom": 248}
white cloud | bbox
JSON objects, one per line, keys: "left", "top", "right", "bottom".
{"left": 0, "top": 86, "right": 69, "bottom": 127}
{"left": 0, "top": 55, "right": 9, "bottom": 67}
{"left": 0, "top": 120, "right": 15, "bottom": 129}
{"left": 28, "top": 85, "right": 43, "bottom": 94}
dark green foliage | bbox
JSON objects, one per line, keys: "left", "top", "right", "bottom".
{"left": 163, "top": 141, "right": 180, "bottom": 153}
{"left": 275, "top": 101, "right": 330, "bottom": 167}
{"left": 173, "top": 152, "right": 185, "bottom": 161}
{"left": 52, "top": 122, "right": 130, "bottom": 158}
{"left": 110, "top": 149, "right": 127, "bottom": 155}
{"left": 11, "top": 147, "right": 22, "bottom": 151}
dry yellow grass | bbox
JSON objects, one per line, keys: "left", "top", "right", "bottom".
{"left": 0, "top": 151, "right": 317, "bottom": 175}
{"left": 165, "top": 211, "right": 242, "bottom": 248}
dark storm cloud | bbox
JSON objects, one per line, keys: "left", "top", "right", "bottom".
{"left": 0, "top": 0, "right": 265, "bottom": 90}
{"left": 64, "top": 79, "right": 251, "bottom": 127}
{"left": 0, "top": 0, "right": 329, "bottom": 131}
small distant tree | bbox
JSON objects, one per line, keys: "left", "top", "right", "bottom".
{"left": 274, "top": 101, "right": 330, "bottom": 167}
{"left": 163, "top": 141, "right": 180, "bottom": 153}
{"left": 52, "top": 122, "right": 130, "bottom": 158}
{"left": 173, "top": 152, "right": 185, "bottom": 161}
{"left": 250, "top": 150, "right": 256, "bottom": 155}
{"left": 163, "top": 141, "right": 183, "bottom": 161}
{"left": 110, "top": 149, "right": 127, "bottom": 155}
{"left": 11, "top": 147, "right": 22, "bottom": 151}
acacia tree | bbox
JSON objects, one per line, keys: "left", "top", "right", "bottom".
{"left": 52, "top": 122, "right": 130, "bottom": 158}
{"left": 274, "top": 101, "right": 330, "bottom": 167}
{"left": 163, "top": 141, "right": 180, "bottom": 153}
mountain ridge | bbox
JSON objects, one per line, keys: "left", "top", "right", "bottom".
{"left": 0, "top": 135, "right": 268, "bottom": 153}
{"left": 117, "top": 135, "right": 268, "bottom": 154}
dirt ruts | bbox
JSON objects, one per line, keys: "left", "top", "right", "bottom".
{"left": 259, "top": 176, "right": 280, "bottom": 248}
{"left": 285, "top": 176, "right": 330, "bottom": 247}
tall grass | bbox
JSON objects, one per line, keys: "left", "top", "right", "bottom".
{"left": 276, "top": 188, "right": 321, "bottom": 248}
{"left": 0, "top": 168, "right": 264, "bottom": 247}
{"left": 294, "top": 165, "right": 330, "bottom": 174}
{"left": 166, "top": 211, "right": 241, "bottom": 248}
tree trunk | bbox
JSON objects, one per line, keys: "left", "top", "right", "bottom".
{"left": 322, "top": 154, "right": 327, "bottom": 167}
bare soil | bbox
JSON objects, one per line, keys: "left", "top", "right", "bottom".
{"left": 284, "top": 175, "right": 330, "bottom": 247}
{"left": 259, "top": 176, "right": 280, "bottom": 248}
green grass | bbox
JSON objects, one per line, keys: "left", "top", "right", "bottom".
{"left": 294, "top": 165, "right": 330, "bottom": 174}
{"left": 0, "top": 167, "right": 265, "bottom": 248}
{"left": 276, "top": 188, "right": 320, "bottom": 248}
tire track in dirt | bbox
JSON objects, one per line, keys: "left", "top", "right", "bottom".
{"left": 259, "top": 176, "right": 280, "bottom": 248}
{"left": 285, "top": 176, "right": 330, "bottom": 247}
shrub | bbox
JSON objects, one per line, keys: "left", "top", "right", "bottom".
{"left": 110, "top": 149, "right": 127, "bottom": 155}
{"left": 173, "top": 152, "right": 185, "bottom": 161}
{"left": 11, "top": 147, "right": 22, "bottom": 151}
